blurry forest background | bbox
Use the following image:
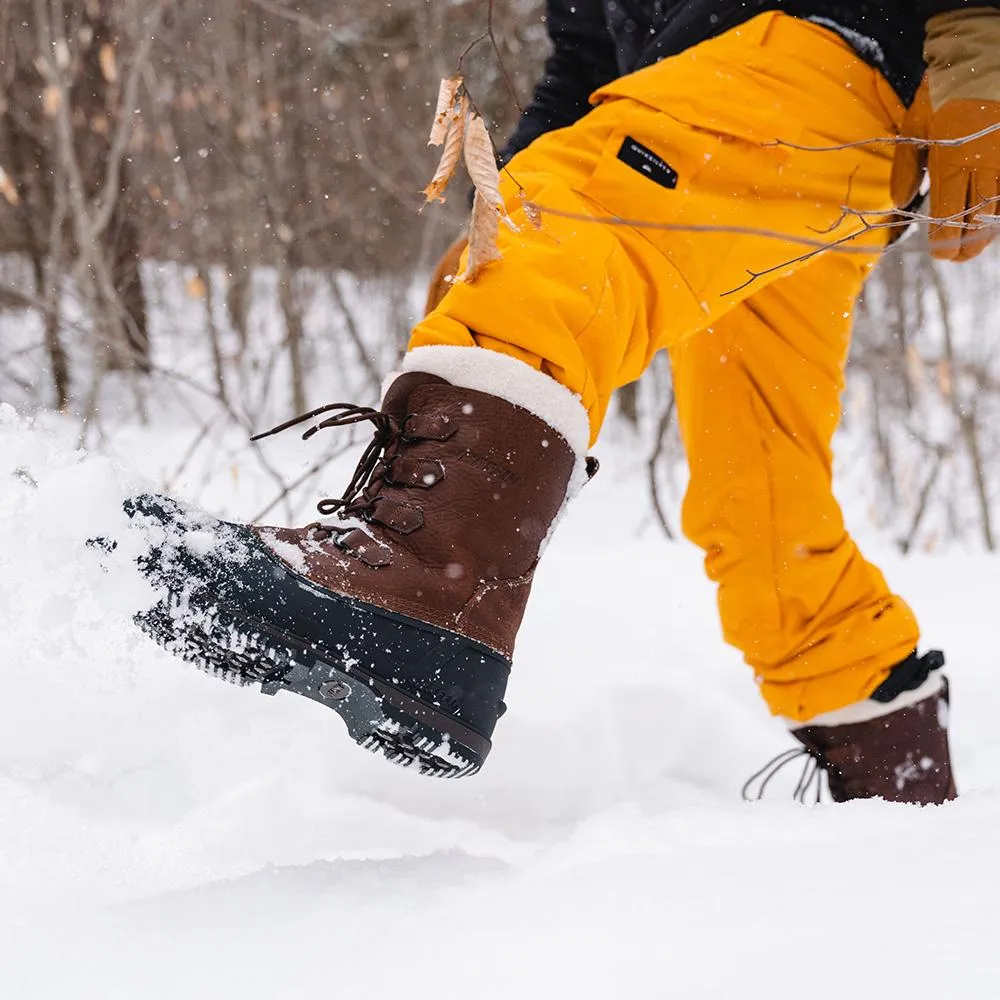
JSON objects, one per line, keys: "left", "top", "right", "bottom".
{"left": 1, "top": 0, "right": 999, "bottom": 551}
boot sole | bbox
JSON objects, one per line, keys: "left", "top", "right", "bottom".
{"left": 136, "top": 594, "right": 490, "bottom": 778}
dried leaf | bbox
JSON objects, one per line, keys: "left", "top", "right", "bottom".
{"left": 422, "top": 104, "right": 465, "bottom": 204}
{"left": 460, "top": 189, "right": 502, "bottom": 283}
{"left": 99, "top": 43, "right": 118, "bottom": 84}
{"left": 0, "top": 166, "right": 20, "bottom": 206}
{"left": 428, "top": 75, "right": 462, "bottom": 146}
{"left": 905, "top": 343, "right": 925, "bottom": 393}
{"left": 463, "top": 113, "right": 502, "bottom": 212}
{"left": 42, "top": 85, "right": 62, "bottom": 118}
{"left": 936, "top": 360, "right": 953, "bottom": 400}
{"left": 185, "top": 274, "right": 207, "bottom": 300}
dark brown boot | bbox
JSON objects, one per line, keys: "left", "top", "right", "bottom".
{"left": 125, "top": 362, "right": 584, "bottom": 777}
{"left": 793, "top": 676, "right": 956, "bottom": 804}
{"left": 745, "top": 652, "right": 957, "bottom": 804}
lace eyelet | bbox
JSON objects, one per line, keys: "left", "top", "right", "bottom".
{"left": 305, "top": 522, "right": 333, "bottom": 541}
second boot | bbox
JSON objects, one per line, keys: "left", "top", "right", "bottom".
{"left": 745, "top": 650, "right": 957, "bottom": 804}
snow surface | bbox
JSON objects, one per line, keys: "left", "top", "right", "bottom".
{"left": 2, "top": 401, "right": 1000, "bottom": 999}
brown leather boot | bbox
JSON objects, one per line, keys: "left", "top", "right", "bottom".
{"left": 125, "top": 352, "right": 587, "bottom": 777}
{"left": 793, "top": 681, "right": 956, "bottom": 804}
{"left": 745, "top": 651, "right": 957, "bottom": 804}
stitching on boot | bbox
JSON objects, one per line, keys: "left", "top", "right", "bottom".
{"left": 455, "top": 569, "right": 535, "bottom": 629}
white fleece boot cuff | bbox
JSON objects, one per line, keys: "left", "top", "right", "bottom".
{"left": 399, "top": 345, "right": 590, "bottom": 458}
{"left": 785, "top": 672, "right": 945, "bottom": 730}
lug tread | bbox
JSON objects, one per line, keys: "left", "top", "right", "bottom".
{"left": 136, "top": 597, "right": 479, "bottom": 778}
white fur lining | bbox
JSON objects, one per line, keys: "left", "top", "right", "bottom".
{"left": 785, "top": 672, "right": 945, "bottom": 730}
{"left": 400, "top": 345, "right": 590, "bottom": 458}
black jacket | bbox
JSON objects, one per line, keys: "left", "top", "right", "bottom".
{"left": 502, "top": 0, "right": 999, "bottom": 163}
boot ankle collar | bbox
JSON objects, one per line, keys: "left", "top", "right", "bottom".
{"left": 400, "top": 346, "right": 590, "bottom": 457}
{"left": 785, "top": 671, "right": 945, "bottom": 730}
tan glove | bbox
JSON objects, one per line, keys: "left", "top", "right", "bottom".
{"left": 423, "top": 236, "right": 467, "bottom": 315}
{"left": 891, "top": 9, "right": 1000, "bottom": 262}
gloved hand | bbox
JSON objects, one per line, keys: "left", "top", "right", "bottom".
{"left": 423, "top": 236, "right": 467, "bottom": 315}
{"left": 891, "top": 9, "right": 1000, "bottom": 262}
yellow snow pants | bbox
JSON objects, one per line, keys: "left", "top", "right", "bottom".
{"left": 409, "top": 12, "right": 920, "bottom": 721}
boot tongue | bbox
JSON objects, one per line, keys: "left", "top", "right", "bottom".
{"left": 380, "top": 371, "right": 449, "bottom": 422}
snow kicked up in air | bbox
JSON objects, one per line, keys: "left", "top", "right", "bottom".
{"left": 3, "top": 403, "right": 1000, "bottom": 999}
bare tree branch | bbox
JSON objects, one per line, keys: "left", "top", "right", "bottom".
{"left": 766, "top": 120, "right": 1000, "bottom": 153}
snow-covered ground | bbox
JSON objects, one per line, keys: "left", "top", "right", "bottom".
{"left": 2, "top": 397, "right": 1000, "bottom": 1000}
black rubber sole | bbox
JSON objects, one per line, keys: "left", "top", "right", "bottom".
{"left": 136, "top": 594, "right": 486, "bottom": 778}
{"left": 123, "top": 492, "right": 509, "bottom": 778}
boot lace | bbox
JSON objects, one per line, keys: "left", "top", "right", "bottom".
{"left": 741, "top": 746, "right": 825, "bottom": 804}
{"left": 252, "top": 402, "right": 404, "bottom": 539}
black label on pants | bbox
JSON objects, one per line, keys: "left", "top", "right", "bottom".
{"left": 617, "top": 136, "right": 678, "bottom": 190}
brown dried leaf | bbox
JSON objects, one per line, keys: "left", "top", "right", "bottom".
{"left": 42, "top": 85, "right": 62, "bottom": 118}
{"left": 460, "top": 189, "right": 502, "bottom": 283}
{"left": 905, "top": 343, "right": 925, "bottom": 392}
{"left": 99, "top": 43, "right": 118, "bottom": 84}
{"left": 0, "top": 166, "right": 20, "bottom": 206}
{"left": 428, "top": 75, "right": 462, "bottom": 146}
{"left": 422, "top": 106, "right": 465, "bottom": 204}
{"left": 463, "top": 113, "right": 502, "bottom": 212}
{"left": 936, "top": 360, "right": 954, "bottom": 400}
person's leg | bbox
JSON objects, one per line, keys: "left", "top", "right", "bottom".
{"left": 410, "top": 12, "right": 904, "bottom": 442}
{"left": 127, "top": 13, "right": 941, "bottom": 785}
{"left": 669, "top": 255, "right": 919, "bottom": 724}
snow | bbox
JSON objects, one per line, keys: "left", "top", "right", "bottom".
{"left": 2, "top": 399, "right": 1000, "bottom": 999}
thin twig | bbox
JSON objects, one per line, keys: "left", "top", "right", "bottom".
{"left": 897, "top": 444, "right": 948, "bottom": 555}
{"left": 90, "top": 0, "right": 169, "bottom": 241}
{"left": 457, "top": 0, "right": 523, "bottom": 114}
{"left": 243, "top": 0, "right": 332, "bottom": 34}
{"left": 766, "top": 120, "right": 1000, "bottom": 153}
{"left": 162, "top": 418, "right": 215, "bottom": 492}
{"left": 250, "top": 440, "right": 353, "bottom": 522}
{"left": 327, "top": 273, "right": 384, "bottom": 397}
{"left": 519, "top": 196, "right": 1000, "bottom": 296}
{"left": 647, "top": 388, "right": 676, "bottom": 540}
{"left": 523, "top": 197, "right": 1000, "bottom": 253}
